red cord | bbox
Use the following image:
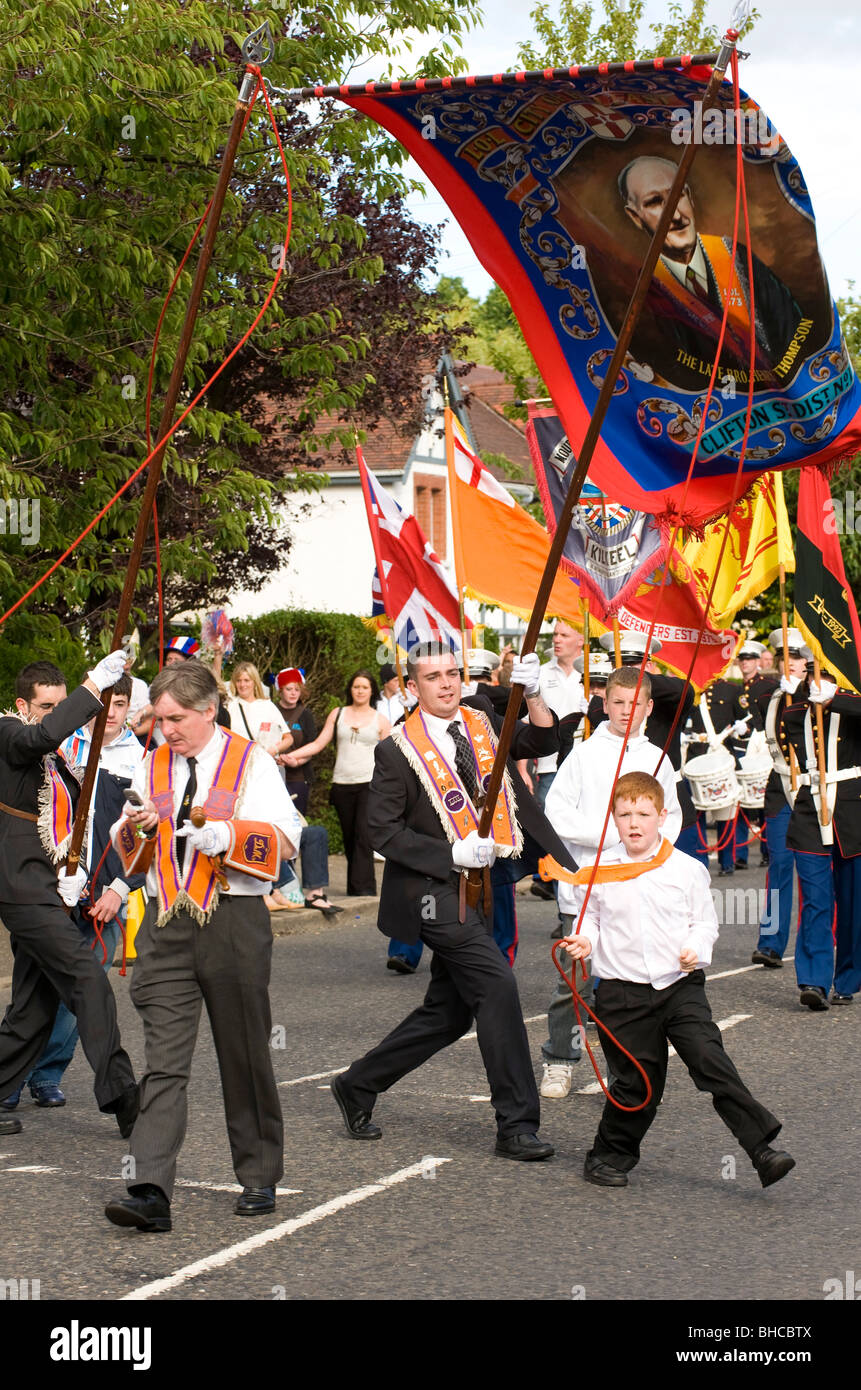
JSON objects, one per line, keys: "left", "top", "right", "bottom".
{"left": 550, "top": 941, "right": 653, "bottom": 1111}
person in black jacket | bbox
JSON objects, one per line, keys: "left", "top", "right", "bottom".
{"left": 331, "top": 642, "right": 571, "bottom": 1160}
{"left": 0, "top": 655, "right": 138, "bottom": 1138}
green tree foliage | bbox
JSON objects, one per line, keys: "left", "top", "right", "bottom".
{"left": 0, "top": 0, "right": 481, "bottom": 666}
{"left": 515, "top": 0, "right": 739, "bottom": 70}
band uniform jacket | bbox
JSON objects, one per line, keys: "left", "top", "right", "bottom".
{"left": 754, "top": 685, "right": 796, "bottom": 819}
{"left": 784, "top": 686, "right": 861, "bottom": 856}
{"left": 367, "top": 700, "right": 575, "bottom": 943}
{"left": 730, "top": 671, "right": 779, "bottom": 760}
{"left": 0, "top": 685, "right": 103, "bottom": 905}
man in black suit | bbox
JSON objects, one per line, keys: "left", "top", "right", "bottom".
{"left": 332, "top": 643, "right": 563, "bottom": 1160}
{"left": 0, "top": 655, "right": 137, "bottom": 1137}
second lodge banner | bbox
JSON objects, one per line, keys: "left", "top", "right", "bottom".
{"left": 344, "top": 63, "right": 861, "bottom": 527}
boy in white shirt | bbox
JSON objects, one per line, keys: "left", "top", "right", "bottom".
{"left": 564, "top": 771, "right": 795, "bottom": 1190}
{"left": 538, "top": 666, "right": 681, "bottom": 1099}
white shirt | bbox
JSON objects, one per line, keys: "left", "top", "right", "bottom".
{"left": 660, "top": 239, "right": 709, "bottom": 297}
{"left": 61, "top": 725, "right": 145, "bottom": 898}
{"left": 570, "top": 838, "right": 718, "bottom": 990}
{"left": 226, "top": 697, "right": 289, "bottom": 752}
{"left": 416, "top": 707, "right": 474, "bottom": 772}
{"left": 536, "top": 658, "right": 585, "bottom": 774}
{"left": 110, "top": 726, "right": 302, "bottom": 898}
{"left": 545, "top": 721, "right": 682, "bottom": 913}
{"left": 377, "top": 692, "right": 406, "bottom": 725}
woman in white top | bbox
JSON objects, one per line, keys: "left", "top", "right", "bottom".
{"left": 227, "top": 662, "right": 297, "bottom": 911}
{"left": 283, "top": 669, "right": 391, "bottom": 896}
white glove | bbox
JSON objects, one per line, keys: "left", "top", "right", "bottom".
{"left": 510, "top": 652, "right": 541, "bottom": 696}
{"left": 452, "top": 830, "right": 497, "bottom": 870}
{"left": 732, "top": 717, "right": 751, "bottom": 736}
{"left": 88, "top": 649, "right": 127, "bottom": 693}
{"left": 175, "top": 820, "right": 231, "bottom": 857}
{"left": 809, "top": 680, "right": 837, "bottom": 704}
{"left": 780, "top": 674, "right": 801, "bottom": 695}
{"left": 577, "top": 691, "right": 591, "bottom": 714}
{"left": 57, "top": 866, "right": 88, "bottom": 907}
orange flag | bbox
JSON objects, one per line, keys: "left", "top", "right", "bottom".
{"left": 445, "top": 408, "right": 586, "bottom": 630}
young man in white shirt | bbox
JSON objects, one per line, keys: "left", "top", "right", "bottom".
{"left": 537, "top": 665, "right": 682, "bottom": 1099}
{"left": 564, "top": 771, "right": 794, "bottom": 1190}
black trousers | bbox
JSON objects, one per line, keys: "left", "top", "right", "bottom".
{"left": 0, "top": 900, "right": 134, "bottom": 1110}
{"left": 342, "top": 886, "right": 540, "bottom": 1139}
{"left": 592, "top": 971, "right": 780, "bottom": 1171}
{"left": 128, "top": 896, "right": 283, "bottom": 1200}
{"left": 329, "top": 781, "right": 376, "bottom": 896}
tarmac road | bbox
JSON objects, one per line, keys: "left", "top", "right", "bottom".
{"left": 0, "top": 860, "right": 858, "bottom": 1308}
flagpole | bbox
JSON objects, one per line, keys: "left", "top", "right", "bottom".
{"left": 811, "top": 654, "right": 830, "bottom": 826}
{"left": 65, "top": 23, "right": 272, "bottom": 877}
{"left": 464, "top": 22, "right": 744, "bottom": 910}
{"left": 778, "top": 560, "right": 799, "bottom": 794}
{"left": 355, "top": 440, "right": 405, "bottom": 695}
{"left": 581, "top": 598, "right": 591, "bottom": 740}
{"left": 443, "top": 394, "right": 471, "bottom": 685}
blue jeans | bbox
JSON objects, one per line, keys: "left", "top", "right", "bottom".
{"left": 28, "top": 916, "right": 121, "bottom": 1090}
{"left": 541, "top": 913, "right": 592, "bottom": 1063}
{"left": 275, "top": 824, "right": 330, "bottom": 894}
{"left": 756, "top": 803, "right": 794, "bottom": 957}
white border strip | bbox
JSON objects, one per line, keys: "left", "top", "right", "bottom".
{"left": 121, "top": 1157, "right": 451, "bottom": 1301}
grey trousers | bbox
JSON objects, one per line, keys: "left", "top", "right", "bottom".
{"left": 541, "top": 912, "right": 594, "bottom": 1063}
{"left": 128, "top": 896, "right": 283, "bottom": 1200}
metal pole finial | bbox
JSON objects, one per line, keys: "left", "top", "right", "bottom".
{"left": 241, "top": 20, "right": 274, "bottom": 68}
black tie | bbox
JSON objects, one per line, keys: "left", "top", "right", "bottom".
{"left": 176, "top": 756, "right": 197, "bottom": 871}
{"left": 448, "top": 721, "right": 480, "bottom": 805}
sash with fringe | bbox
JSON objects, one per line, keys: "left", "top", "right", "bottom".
{"left": 393, "top": 706, "right": 521, "bottom": 856}
{"left": 0, "top": 709, "right": 85, "bottom": 865}
{"left": 148, "top": 731, "right": 255, "bottom": 926}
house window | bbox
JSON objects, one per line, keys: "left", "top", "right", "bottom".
{"left": 413, "top": 473, "right": 447, "bottom": 560}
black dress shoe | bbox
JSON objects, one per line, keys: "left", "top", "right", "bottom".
{"left": 530, "top": 880, "right": 555, "bottom": 902}
{"left": 105, "top": 1185, "right": 171, "bottom": 1233}
{"left": 331, "top": 1075, "right": 382, "bottom": 1140}
{"left": 831, "top": 992, "right": 854, "bottom": 1005}
{"left": 799, "top": 985, "right": 829, "bottom": 1011}
{"left": 717, "top": 867, "right": 734, "bottom": 877}
{"left": 583, "top": 1154, "right": 628, "bottom": 1187}
{"left": 494, "top": 1132, "right": 554, "bottom": 1161}
{"left": 0, "top": 1115, "right": 22, "bottom": 1135}
{"left": 113, "top": 1082, "right": 140, "bottom": 1139}
{"left": 31, "top": 1082, "right": 66, "bottom": 1107}
{"left": 751, "top": 948, "right": 783, "bottom": 969}
{"left": 235, "top": 1186, "right": 275, "bottom": 1216}
{"left": 734, "top": 860, "right": 749, "bottom": 870}
{"left": 752, "top": 1144, "right": 796, "bottom": 1188}
{"left": 0, "top": 1086, "right": 22, "bottom": 1111}
{"left": 386, "top": 956, "right": 416, "bottom": 975}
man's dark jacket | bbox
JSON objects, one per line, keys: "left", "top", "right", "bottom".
{"left": 0, "top": 686, "right": 102, "bottom": 905}
{"left": 367, "top": 699, "right": 575, "bottom": 943}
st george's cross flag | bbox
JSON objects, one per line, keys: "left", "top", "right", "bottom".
{"left": 340, "top": 62, "right": 861, "bottom": 527}
{"left": 356, "top": 445, "right": 467, "bottom": 654}
{"left": 794, "top": 466, "right": 861, "bottom": 693}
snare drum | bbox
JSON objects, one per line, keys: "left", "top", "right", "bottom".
{"left": 685, "top": 750, "right": 740, "bottom": 813}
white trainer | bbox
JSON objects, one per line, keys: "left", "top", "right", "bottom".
{"left": 539, "top": 1061, "right": 573, "bottom": 1099}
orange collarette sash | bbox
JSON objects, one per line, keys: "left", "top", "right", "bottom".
{"left": 539, "top": 837, "right": 673, "bottom": 886}
{"left": 394, "top": 706, "right": 521, "bottom": 855}
{"left": 653, "top": 235, "right": 766, "bottom": 370}
{"left": 37, "top": 753, "right": 80, "bottom": 865}
{"left": 134, "top": 731, "right": 257, "bottom": 926}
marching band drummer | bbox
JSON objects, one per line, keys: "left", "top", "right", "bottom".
{"left": 684, "top": 673, "right": 746, "bottom": 876}
{"left": 731, "top": 637, "right": 778, "bottom": 870}
{"left": 782, "top": 663, "right": 861, "bottom": 1011}
{"left": 749, "top": 630, "right": 808, "bottom": 971}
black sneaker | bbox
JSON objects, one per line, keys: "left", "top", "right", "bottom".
{"left": 751, "top": 948, "right": 782, "bottom": 969}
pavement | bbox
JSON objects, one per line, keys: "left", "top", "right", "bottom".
{"left": 0, "top": 851, "right": 858, "bottom": 1311}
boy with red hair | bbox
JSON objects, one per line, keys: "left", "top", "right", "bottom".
{"left": 565, "top": 771, "right": 794, "bottom": 1191}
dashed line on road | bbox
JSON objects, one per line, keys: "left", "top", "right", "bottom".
{"left": 574, "top": 1013, "right": 753, "bottom": 1095}
{"left": 120, "top": 1156, "right": 452, "bottom": 1301}
{"left": 1, "top": 1164, "right": 62, "bottom": 1174}
{"left": 708, "top": 956, "right": 794, "bottom": 982}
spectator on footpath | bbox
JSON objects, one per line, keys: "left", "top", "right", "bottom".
{"left": 227, "top": 662, "right": 294, "bottom": 757}
{"left": 272, "top": 668, "right": 317, "bottom": 814}
{"left": 376, "top": 663, "right": 408, "bottom": 726}
{"left": 0, "top": 653, "right": 138, "bottom": 1140}
{"left": 538, "top": 665, "right": 682, "bottom": 1101}
{"left": 283, "top": 670, "right": 392, "bottom": 897}
{"left": 3, "top": 674, "right": 146, "bottom": 1112}
{"left": 563, "top": 771, "right": 794, "bottom": 1191}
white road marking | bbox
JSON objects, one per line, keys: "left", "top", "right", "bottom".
{"left": 121, "top": 1157, "right": 452, "bottom": 1301}
{"left": 574, "top": 1013, "right": 753, "bottom": 1094}
{"left": 2, "top": 1164, "right": 62, "bottom": 1174}
{"left": 708, "top": 955, "right": 794, "bottom": 982}
{"left": 279, "top": 1067, "right": 346, "bottom": 1088}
